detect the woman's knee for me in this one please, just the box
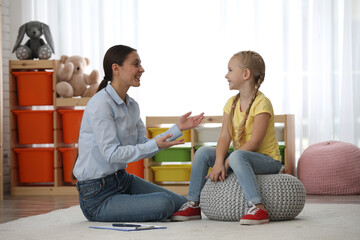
[152,192,176,215]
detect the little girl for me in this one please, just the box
[172,51,282,225]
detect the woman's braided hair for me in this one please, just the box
[228,51,266,149]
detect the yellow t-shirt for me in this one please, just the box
[223,91,281,161]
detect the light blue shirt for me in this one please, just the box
[73,83,182,181]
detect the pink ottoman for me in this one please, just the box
[297,141,360,195]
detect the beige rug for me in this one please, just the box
[1,203,359,240]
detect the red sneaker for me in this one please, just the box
[171,201,201,221]
[240,203,269,225]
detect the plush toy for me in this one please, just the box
[12,21,55,60]
[56,55,100,98]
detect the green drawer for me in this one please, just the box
[154,147,191,162]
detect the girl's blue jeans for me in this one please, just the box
[76,169,187,222]
[188,146,282,206]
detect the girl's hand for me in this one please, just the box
[206,163,227,182]
[177,112,205,131]
[155,134,185,149]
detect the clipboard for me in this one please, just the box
[90,223,167,231]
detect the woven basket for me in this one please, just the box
[297,141,360,195]
[200,173,306,221]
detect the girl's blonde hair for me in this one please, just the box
[228,51,266,149]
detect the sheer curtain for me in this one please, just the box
[10,0,360,160]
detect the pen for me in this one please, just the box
[112,223,155,230]
[112,223,142,227]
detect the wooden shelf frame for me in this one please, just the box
[9,60,90,196]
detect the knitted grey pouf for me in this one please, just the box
[200,173,306,221]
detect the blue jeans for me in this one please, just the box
[188,146,282,206]
[76,169,187,222]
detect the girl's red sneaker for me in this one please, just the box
[240,203,269,225]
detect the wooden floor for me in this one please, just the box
[0,194,79,224]
[0,193,360,224]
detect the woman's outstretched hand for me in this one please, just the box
[155,133,185,149]
[177,112,205,131]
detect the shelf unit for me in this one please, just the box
[9,60,90,195]
[144,115,295,196]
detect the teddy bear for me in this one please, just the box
[56,55,100,98]
[12,21,55,60]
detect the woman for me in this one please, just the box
[73,45,204,222]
